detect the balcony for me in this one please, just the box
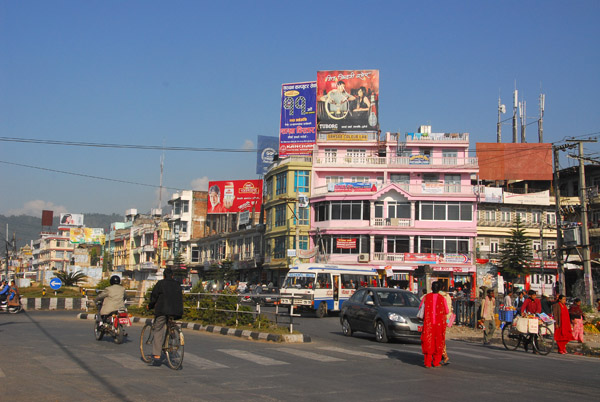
[373,253,406,262]
[313,155,477,169]
[312,183,477,197]
[373,218,411,227]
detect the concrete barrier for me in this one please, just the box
[22,297,86,311]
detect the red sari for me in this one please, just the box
[553,302,573,354]
[421,293,449,367]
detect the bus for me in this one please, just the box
[279,264,380,317]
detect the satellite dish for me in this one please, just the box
[500,105,506,114]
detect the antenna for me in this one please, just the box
[497,95,506,143]
[519,99,526,143]
[538,92,545,143]
[512,87,518,143]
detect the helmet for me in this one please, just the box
[110,275,121,285]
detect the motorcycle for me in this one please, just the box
[94,303,131,344]
[0,298,22,314]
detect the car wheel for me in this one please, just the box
[342,317,353,337]
[375,320,388,343]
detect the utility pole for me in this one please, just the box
[497,97,506,143]
[538,93,545,143]
[567,138,597,306]
[519,99,526,143]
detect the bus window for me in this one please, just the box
[341,274,359,289]
[316,273,331,289]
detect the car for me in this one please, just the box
[339,287,423,343]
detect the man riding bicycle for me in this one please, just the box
[147,268,183,366]
[95,275,127,327]
[520,289,542,352]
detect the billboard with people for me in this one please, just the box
[279,81,317,156]
[207,180,263,214]
[59,213,84,226]
[317,70,379,133]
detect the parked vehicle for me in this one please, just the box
[340,287,422,343]
[279,264,380,318]
[94,303,131,344]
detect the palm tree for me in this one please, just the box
[55,270,88,286]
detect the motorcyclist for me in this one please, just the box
[95,275,127,327]
[0,280,10,303]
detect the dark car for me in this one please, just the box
[243,286,280,306]
[340,287,422,343]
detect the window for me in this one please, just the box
[375,202,383,218]
[501,209,511,222]
[546,212,556,225]
[532,210,541,224]
[314,201,369,221]
[297,207,309,225]
[191,246,199,263]
[299,235,309,250]
[516,210,527,223]
[294,170,310,193]
[419,236,469,254]
[420,148,432,157]
[351,176,369,182]
[484,210,496,222]
[274,237,286,259]
[182,200,189,213]
[387,236,409,253]
[181,221,188,234]
[266,178,273,200]
[390,173,409,184]
[320,235,370,255]
[265,208,272,229]
[423,173,438,183]
[275,205,286,227]
[490,239,499,254]
[419,201,472,221]
[346,149,366,163]
[326,176,344,185]
[442,149,458,165]
[532,240,541,252]
[276,172,287,195]
[388,201,410,219]
[324,148,337,163]
[174,201,181,215]
[444,174,461,192]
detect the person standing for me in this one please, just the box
[521,290,542,352]
[503,290,513,308]
[420,281,449,368]
[438,282,453,365]
[552,294,573,354]
[514,291,526,312]
[147,268,184,366]
[481,289,496,345]
[569,298,585,343]
[541,294,553,316]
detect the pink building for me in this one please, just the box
[309,126,479,294]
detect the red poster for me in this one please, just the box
[207,180,263,215]
[336,238,357,249]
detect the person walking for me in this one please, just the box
[481,289,496,345]
[438,282,453,365]
[147,268,184,366]
[552,294,573,354]
[420,281,449,368]
[569,298,585,343]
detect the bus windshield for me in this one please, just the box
[282,272,315,289]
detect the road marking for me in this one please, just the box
[105,354,153,370]
[318,346,388,360]
[217,349,289,366]
[276,348,345,362]
[183,353,229,369]
[34,356,86,374]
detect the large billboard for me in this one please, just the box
[476,143,553,181]
[279,81,317,156]
[317,70,379,133]
[60,213,84,226]
[207,180,263,215]
[256,135,279,175]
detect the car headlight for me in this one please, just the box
[387,312,407,323]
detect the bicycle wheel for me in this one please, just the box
[502,323,521,350]
[165,325,184,370]
[140,324,154,363]
[534,324,555,355]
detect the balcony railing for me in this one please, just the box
[312,183,477,196]
[372,253,406,262]
[313,155,477,169]
[373,218,411,227]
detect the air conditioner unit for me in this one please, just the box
[358,253,369,263]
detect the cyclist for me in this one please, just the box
[95,275,127,327]
[520,289,541,352]
[147,268,183,366]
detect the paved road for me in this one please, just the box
[1,310,599,401]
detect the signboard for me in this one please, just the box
[440,254,471,264]
[404,253,438,264]
[528,273,556,296]
[317,70,379,133]
[238,210,250,226]
[329,182,377,192]
[279,81,317,156]
[49,277,62,290]
[503,190,550,206]
[336,238,357,249]
[409,155,430,165]
[421,182,444,194]
[256,135,279,175]
[325,133,369,141]
[59,213,84,226]
[483,187,503,203]
[207,180,263,214]
[69,228,85,244]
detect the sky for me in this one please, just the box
[1,0,599,218]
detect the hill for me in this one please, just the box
[0,213,122,249]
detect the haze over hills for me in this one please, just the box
[0,213,122,249]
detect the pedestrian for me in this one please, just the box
[503,290,513,308]
[420,281,449,368]
[514,291,525,312]
[569,298,585,343]
[481,289,496,345]
[552,294,573,354]
[521,290,542,352]
[438,281,453,365]
[540,294,553,316]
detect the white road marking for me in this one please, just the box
[276,348,346,362]
[318,346,388,360]
[183,353,229,369]
[217,349,289,366]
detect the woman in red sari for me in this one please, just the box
[552,294,573,354]
[420,281,449,367]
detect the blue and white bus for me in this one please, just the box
[279,264,380,317]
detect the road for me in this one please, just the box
[1,310,598,401]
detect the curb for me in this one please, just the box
[77,313,311,343]
[20,297,86,311]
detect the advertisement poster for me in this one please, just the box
[256,135,279,175]
[60,213,84,226]
[279,81,317,156]
[317,70,379,133]
[336,238,357,249]
[328,182,377,192]
[207,180,263,215]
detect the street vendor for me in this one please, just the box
[521,290,541,315]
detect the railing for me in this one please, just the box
[312,183,477,196]
[313,156,478,168]
[453,299,480,328]
[372,253,405,262]
[373,217,411,227]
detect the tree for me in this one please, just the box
[498,216,533,280]
[55,270,88,286]
[102,251,112,272]
[89,248,100,266]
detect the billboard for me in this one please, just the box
[69,228,105,244]
[317,70,379,133]
[279,81,317,156]
[476,143,553,181]
[60,213,84,226]
[256,135,279,175]
[207,180,263,214]
[41,210,53,227]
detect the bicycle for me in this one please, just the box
[501,315,555,355]
[140,316,185,369]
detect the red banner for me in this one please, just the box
[207,180,263,214]
[336,238,357,249]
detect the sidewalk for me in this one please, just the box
[446,325,600,357]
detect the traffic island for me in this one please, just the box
[77,313,311,343]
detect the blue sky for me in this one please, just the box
[1,0,599,217]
